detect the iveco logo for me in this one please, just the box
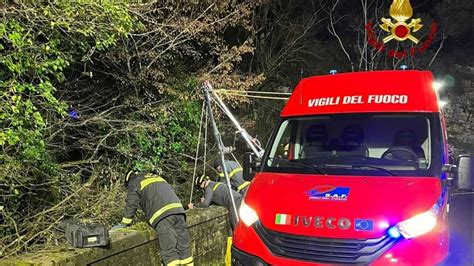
[293,216,351,229]
[292,216,374,231]
[274,213,374,231]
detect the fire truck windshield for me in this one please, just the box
[263,113,443,177]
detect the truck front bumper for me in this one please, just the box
[231,245,268,266]
[232,222,449,265]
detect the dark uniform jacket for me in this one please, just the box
[196,181,243,209]
[122,173,184,228]
[218,160,250,194]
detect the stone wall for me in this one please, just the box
[0,206,230,266]
[444,65,474,155]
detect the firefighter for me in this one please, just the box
[213,159,250,195]
[112,171,193,266]
[188,175,243,229]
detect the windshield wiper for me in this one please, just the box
[346,165,397,176]
[269,159,395,176]
[288,160,326,175]
[269,158,326,174]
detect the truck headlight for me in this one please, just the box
[239,201,259,227]
[390,204,439,239]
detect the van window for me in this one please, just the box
[264,113,441,177]
[267,120,292,163]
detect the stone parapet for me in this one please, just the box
[1,206,230,266]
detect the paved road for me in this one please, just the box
[444,193,474,266]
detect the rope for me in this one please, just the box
[230,152,242,168]
[215,90,289,100]
[215,89,292,95]
[202,105,208,176]
[189,101,206,204]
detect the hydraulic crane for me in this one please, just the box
[199,80,265,221]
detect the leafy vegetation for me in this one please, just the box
[0,1,261,257]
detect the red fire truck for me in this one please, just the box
[232,70,474,265]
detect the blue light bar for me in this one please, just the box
[329,70,337,75]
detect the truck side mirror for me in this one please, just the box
[243,152,260,181]
[456,155,474,191]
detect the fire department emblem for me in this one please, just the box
[380,0,422,43]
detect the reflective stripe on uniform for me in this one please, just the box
[180,257,194,265]
[218,167,243,178]
[212,183,221,191]
[125,170,134,182]
[149,203,183,225]
[166,259,180,266]
[140,176,165,190]
[121,217,132,224]
[237,181,250,192]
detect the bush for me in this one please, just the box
[0,1,262,257]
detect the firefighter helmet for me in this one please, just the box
[124,170,136,188]
[213,158,222,170]
[196,175,210,187]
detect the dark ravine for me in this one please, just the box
[1,206,230,266]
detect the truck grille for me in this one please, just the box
[254,222,398,264]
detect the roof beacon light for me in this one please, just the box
[400,65,409,70]
[329,70,337,75]
[432,81,443,91]
[438,100,448,109]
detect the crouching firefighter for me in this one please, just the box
[113,171,193,266]
[214,159,250,195]
[188,175,243,229]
